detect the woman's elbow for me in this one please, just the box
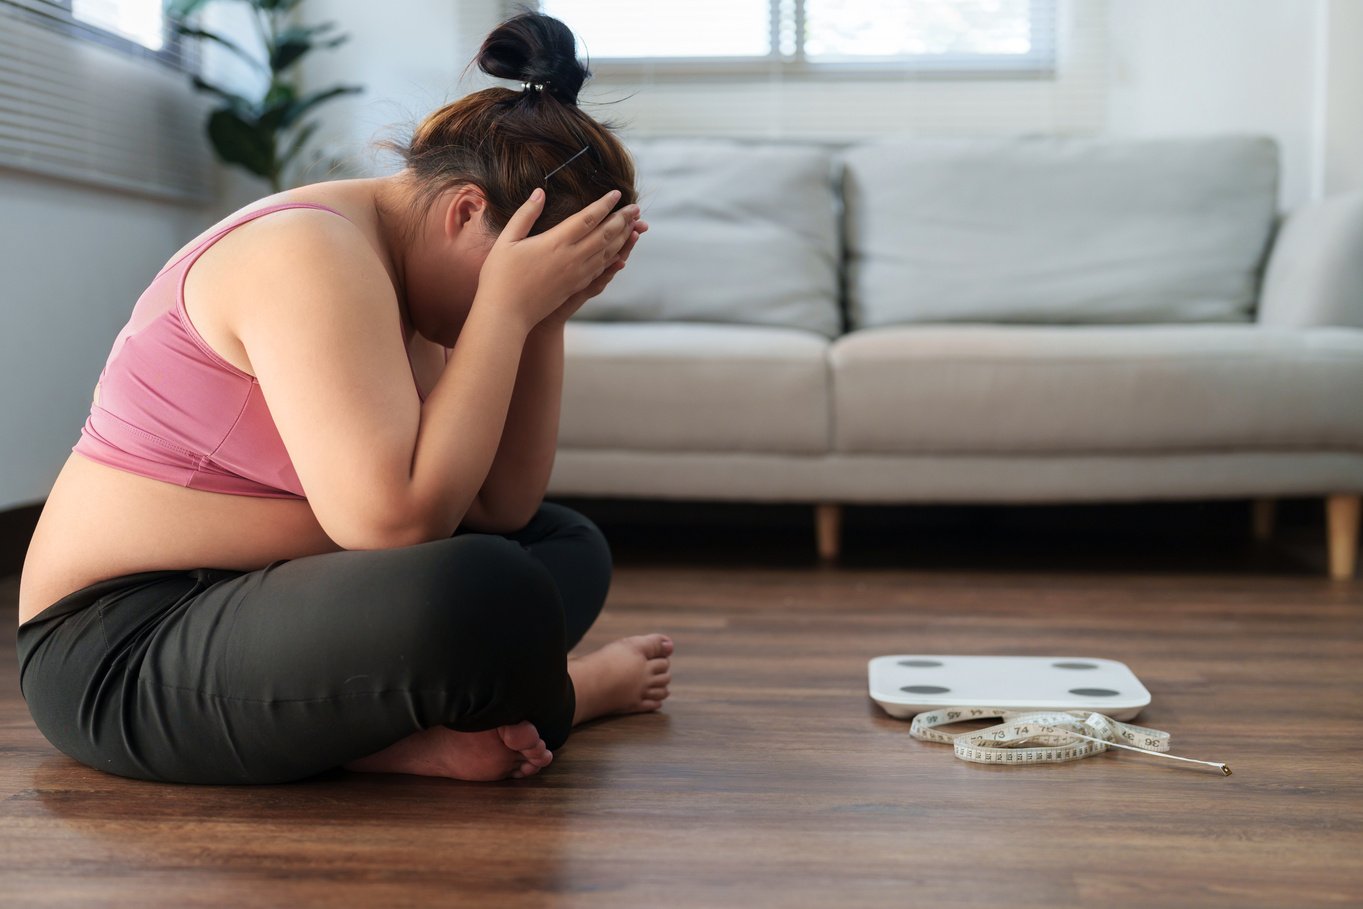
[321,506,434,551]
[458,495,536,534]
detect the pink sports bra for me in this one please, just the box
[71,201,446,500]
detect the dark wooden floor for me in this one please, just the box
[3,497,1361,908]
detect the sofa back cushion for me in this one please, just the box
[840,135,1279,329]
[575,137,843,338]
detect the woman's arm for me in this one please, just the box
[466,319,565,532]
[231,192,633,547]
[460,216,647,533]
[228,212,537,550]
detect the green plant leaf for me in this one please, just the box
[256,81,299,132]
[165,0,214,20]
[178,0,359,189]
[264,21,348,71]
[190,75,253,115]
[173,25,270,76]
[270,29,350,72]
[207,108,275,178]
[279,20,341,41]
[279,85,363,130]
[262,81,298,106]
[269,38,310,72]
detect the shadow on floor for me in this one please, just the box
[551,495,1332,576]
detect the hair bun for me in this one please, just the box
[477,8,590,105]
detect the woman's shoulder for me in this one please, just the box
[177,183,399,379]
[182,184,398,315]
[166,182,379,269]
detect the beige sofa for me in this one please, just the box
[547,135,1363,578]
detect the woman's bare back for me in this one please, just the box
[17,181,446,625]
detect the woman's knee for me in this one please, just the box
[542,503,613,579]
[394,534,567,661]
[571,508,613,572]
[406,535,573,728]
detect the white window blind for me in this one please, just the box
[72,0,170,52]
[532,0,1057,77]
[508,0,1106,141]
[543,0,772,60]
[0,0,214,202]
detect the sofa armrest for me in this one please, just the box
[1257,191,1363,329]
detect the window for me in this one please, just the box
[2,0,196,71]
[73,0,169,52]
[0,0,213,201]
[527,0,1057,78]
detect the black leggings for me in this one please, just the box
[16,501,609,785]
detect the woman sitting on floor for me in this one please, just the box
[17,9,672,785]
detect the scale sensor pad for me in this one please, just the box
[869,655,1151,721]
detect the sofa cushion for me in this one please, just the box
[840,136,1280,329]
[575,137,843,338]
[561,321,831,453]
[829,324,1363,454]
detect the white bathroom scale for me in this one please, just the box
[868,655,1152,722]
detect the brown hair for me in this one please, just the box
[373,5,638,247]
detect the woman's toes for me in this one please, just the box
[497,721,541,752]
[508,758,542,780]
[634,634,671,660]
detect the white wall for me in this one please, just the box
[291,0,464,179]
[0,171,209,510]
[1323,0,1363,195]
[1105,0,1363,205]
[1106,0,1326,210]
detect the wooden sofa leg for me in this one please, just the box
[1326,494,1360,580]
[815,503,842,562]
[1251,498,1276,541]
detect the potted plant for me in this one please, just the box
[166,0,363,192]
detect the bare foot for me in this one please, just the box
[342,720,553,782]
[568,634,674,725]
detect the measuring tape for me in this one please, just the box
[910,706,1231,775]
